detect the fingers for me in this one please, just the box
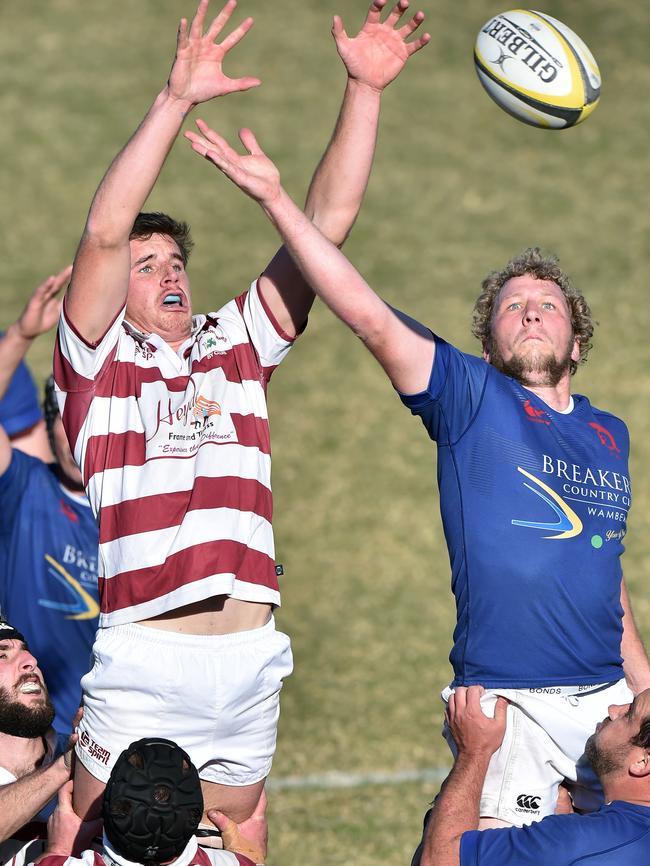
[189,0,212,41]
[331,15,347,41]
[218,16,254,54]
[207,809,232,833]
[177,18,189,52]
[204,0,238,42]
[226,75,262,94]
[239,127,262,156]
[385,0,410,28]
[58,779,75,809]
[494,695,509,726]
[366,0,388,26]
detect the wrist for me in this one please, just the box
[6,320,35,346]
[159,86,195,118]
[345,77,384,98]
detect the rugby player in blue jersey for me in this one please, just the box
[419,685,650,866]
[0,268,100,736]
[181,119,650,829]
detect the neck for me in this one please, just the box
[522,380,572,412]
[602,777,650,808]
[0,731,46,777]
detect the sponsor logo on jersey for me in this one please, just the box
[512,467,583,539]
[516,793,541,812]
[42,554,100,621]
[589,422,620,455]
[523,400,550,425]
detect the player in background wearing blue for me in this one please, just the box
[0,351,52,465]
[419,686,650,866]
[180,117,650,829]
[0,268,100,736]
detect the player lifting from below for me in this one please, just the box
[54,0,429,827]
[184,112,650,832]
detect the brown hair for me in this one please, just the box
[472,247,595,375]
[130,212,194,266]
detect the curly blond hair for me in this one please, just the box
[471,247,595,375]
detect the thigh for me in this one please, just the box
[200,779,266,825]
[442,687,565,826]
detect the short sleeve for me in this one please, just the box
[398,337,490,445]
[54,299,126,393]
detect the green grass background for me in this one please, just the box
[2,1,650,863]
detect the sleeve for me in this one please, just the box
[398,336,490,445]
[53,298,126,393]
[0,450,33,532]
[460,814,590,865]
[214,281,294,385]
[0,356,42,436]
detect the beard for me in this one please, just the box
[487,333,574,388]
[0,685,55,739]
[584,730,628,780]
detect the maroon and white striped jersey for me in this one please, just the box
[53,281,295,626]
[32,840,255,866]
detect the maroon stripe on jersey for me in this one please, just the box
[98,540,279,613]
[54,342,118,454]
[84,429,147,480]
[232,413,271,453]
[98,475,273,543]
[83,410,271,481]
[89,341,265,400]
[234,854,257,866]
[191,341,262,382]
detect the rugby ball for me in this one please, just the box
[474,10,601,129]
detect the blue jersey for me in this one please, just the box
[0,450,99,734]
[461,801,650,865]
[400,338,629,687]
[0,356,42,437]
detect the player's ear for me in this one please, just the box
[629,750,650,778]
[570,336,581,364]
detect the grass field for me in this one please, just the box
[2,1,650,863]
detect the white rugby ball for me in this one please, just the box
[474,10,601,129]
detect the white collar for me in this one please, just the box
[102,834,198,866]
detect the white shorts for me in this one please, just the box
[76,617,293,785]
[442,679,633,826]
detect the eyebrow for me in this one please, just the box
[133,252,184,267]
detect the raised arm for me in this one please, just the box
[0,265,71,472]
[189,0,430,340]
[185,125,435,393]
[66,0,260,344]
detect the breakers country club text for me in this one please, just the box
[542,455,631,513]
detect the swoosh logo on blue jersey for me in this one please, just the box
[511,466,583,539]
[40,555,100,621]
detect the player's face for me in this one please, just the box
[585,690,650,780]
[126,234,193,349]
[485,275,580,388]
[0,639,48,707]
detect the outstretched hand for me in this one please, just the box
[168,0,260,106]
[13,264,72,341]
[185,120,281,207]
[446,686,508,759]
[208,789,268,864]
[333,0,430,92]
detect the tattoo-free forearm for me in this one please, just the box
[421,754,489,866]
